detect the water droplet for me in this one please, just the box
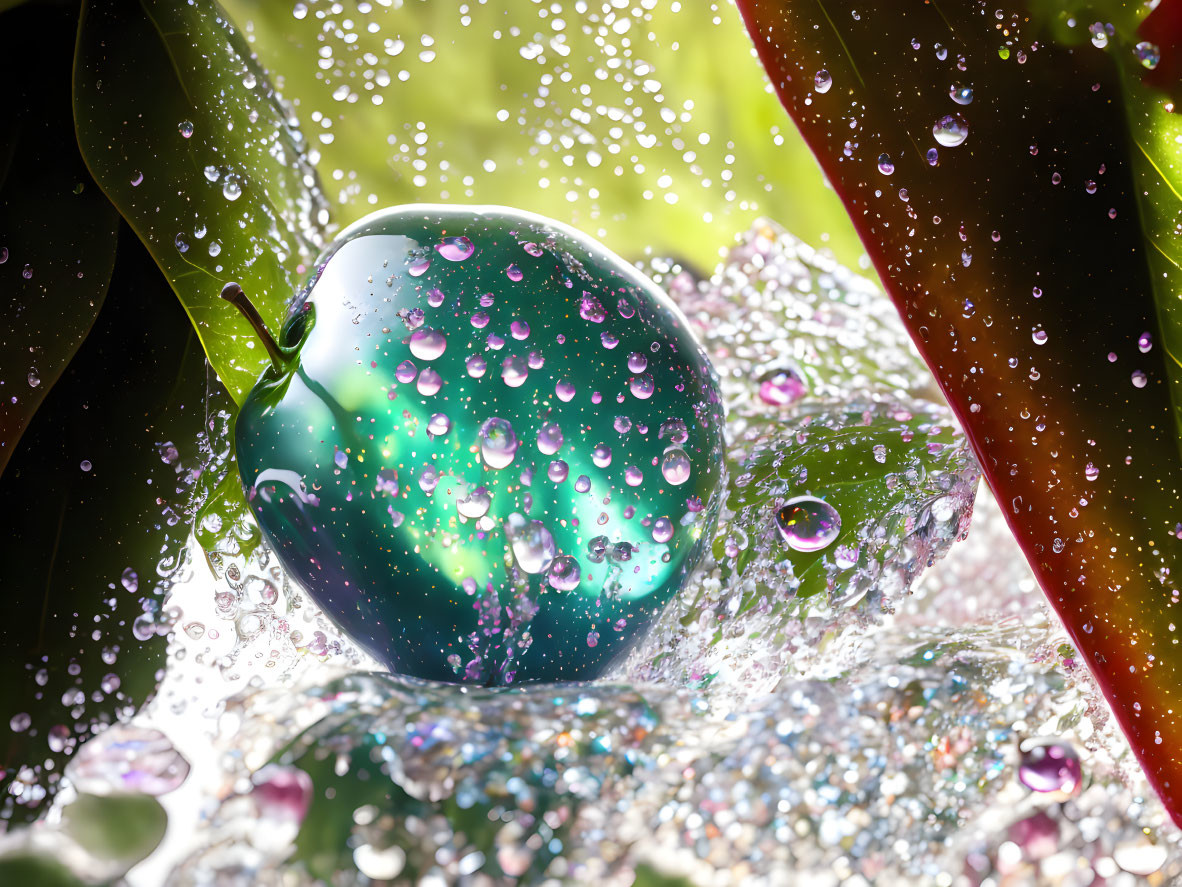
[427,413,451,437]
[877,154,895,175]
[949,84,973,105]
[508,516,555,574]
[624,465,644,486]
[592,443,612,467]
[506,264,523,281]
[222,175,242,201]
[1084,462,1099,482]
[775,496,841,552]
[121,567,139,593]
[130,170,144,186]
[537,422,564,455]
[629,373,655,399]
[395,360,417,383]
[174,233,190,254]
[0,247,7,264]
[1031,326,1048,345]
[547,554,581,590]
[1018,740,1081,793]
[758,369,807,407]
[9,712,30,733]
[435,236,474,261]
[334,449,348,470]
[652,517,675,543]
[1132,370,1148,388]
[926,147,939,166]
[1138,331,1153,353]
[814,69,832,93]
[456,486,491,519]
[27,369,39,388]
[660,448,692,485]
[1089,22,1109,49]
[627,352,648,373]
[411,365,440,395]
[178,120,194,138]
[932,113,969,147]
[80,460,92,472]
[500,354,529,387]
[465,355,487,378]
[479,417,519,469]
[1135,41,1161,70]
[408,327,447,360]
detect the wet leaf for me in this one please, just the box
[0,1,119,477]
[73,0,329,404]
[0,232,220,827]
[736,0,1182,823]
[194,463,261,562]
[60,792,167,866]
[714,402,978,617]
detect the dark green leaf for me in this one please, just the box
[0,853,85,887]
[0,1,119,477]
[0,231,223,827]
[73,0,329,404]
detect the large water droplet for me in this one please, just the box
[508,516,556,574]
[547,554,581,590]
[435,236,475,261]
[949,84,973,105]
[479,417,519,469]
[408,327,447,361]
[457,486,491,518]
[775,496,841,552]
[537,422,564,455]
[660,448,692,485]
[814,69,832,94]
[877,154,895,175]
[1136,41,1161,70]
[932,113,969,147]
[757,369,806,407]
[1018,740,1081,793]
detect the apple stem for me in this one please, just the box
[220,282,289,372]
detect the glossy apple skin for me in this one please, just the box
[234,205,726,685]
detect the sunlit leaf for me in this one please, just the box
[60,792,167,866]
[73,0,329,404]
[712,402,978,617]
[0,1,119,477]
[737,0,1182,824]
[221,0,865,271]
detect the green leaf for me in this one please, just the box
[194,461,261,561]
[60,792,167,865]
[0,1,119,477]
[0,854,85,887]
[219,0,865,271]
[73,0,329,404]
[0,231,224,827]
[711,401,978,623]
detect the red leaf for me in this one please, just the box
[737,0,1182,824]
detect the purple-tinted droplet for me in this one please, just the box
[1018,740,1081,794]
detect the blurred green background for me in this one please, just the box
[221,0,866,274]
